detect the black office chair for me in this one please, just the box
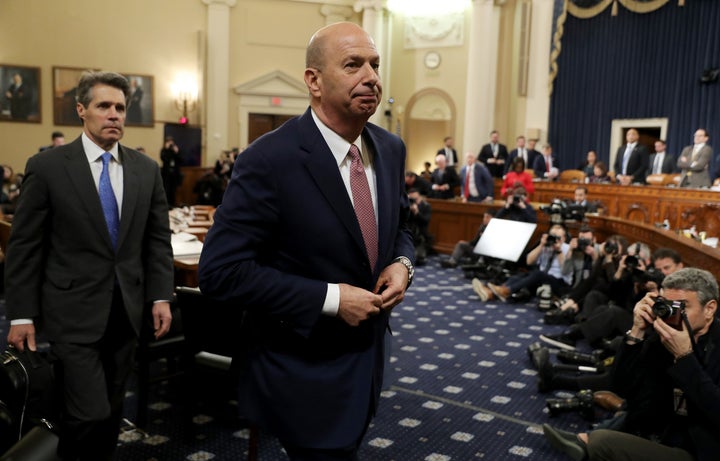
[174,286,258,461]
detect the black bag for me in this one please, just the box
[0,348,57,453]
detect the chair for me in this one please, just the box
[175,286,258,461]
[682,204,720,238]
[558,169,586,183]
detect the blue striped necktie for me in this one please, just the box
[99,152,119,249]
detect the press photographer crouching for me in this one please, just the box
[582,268,720,461]
[407,188,432,266]
[493,185,537,224]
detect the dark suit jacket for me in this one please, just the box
[429,166,460,199]
[5,136,174,343]
[533,154,558,179]
[437,147,458,165]
[646,152,677,177]
[614,143,649,184]
[459,161,493,201]
[198,108,414,448]
[505,148,538,175]
[477,143,508,178]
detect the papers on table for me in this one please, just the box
[171,232,203,257]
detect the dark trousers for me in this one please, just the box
[506,270,569,297]
[52,289,137,461]
[587,429,694,461]
[578,305,632,345]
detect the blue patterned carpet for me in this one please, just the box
[1,257,601,460]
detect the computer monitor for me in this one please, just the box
[473,218,537,262]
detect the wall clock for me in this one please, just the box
[424,51,441,69]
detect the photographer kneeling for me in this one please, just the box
[584,268,720,461]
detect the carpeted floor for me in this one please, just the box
[1,256,605,460]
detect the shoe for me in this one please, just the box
[539,333,576,351]
[472,278,494,302]
[487,283,510,303]
[440,258,457,268]
[544,308,576,325]
[535,348,553,393]
[542,424,588,461]
[593,390,626,412]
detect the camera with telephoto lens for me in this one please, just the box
[556,349,604,368]
[576,237,592,252]
[624,255,639,271]
[652,297,685,330]
[546,389,595,420]
[510,193,526,206]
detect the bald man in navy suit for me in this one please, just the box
[199,22,414,460]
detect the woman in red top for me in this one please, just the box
[501,156,535,198]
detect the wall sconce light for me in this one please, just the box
[171,74,198,125]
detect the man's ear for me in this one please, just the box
[705,299,718,320]
[304,68,321,97]
[76,102,85,121]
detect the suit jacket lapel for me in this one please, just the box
[117,145,139,250]
[64,138,115,250]
[299,112,368,261]
[364,126,394,269]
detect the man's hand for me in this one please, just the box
[7,324,36,351]
[374,262,410,310]
[152,302,173,339]
[631,292,656,337]
[337,284,383,326]
[654,317,693,359]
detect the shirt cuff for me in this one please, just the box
[322,283,340,316]
[10,319,33,325]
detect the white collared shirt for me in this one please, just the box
[82,132,124,216]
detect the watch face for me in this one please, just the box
[424,51,441,69]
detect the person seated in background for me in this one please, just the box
[539,242,655,351]
[567,186,599,213]
[493,184,537,224]
[533,144,559,181]
[560,226,598,290]
[646,139,676,179]
[421,161,433,182]
[405,171,432,197]
[587,160,612,184]
[38,130,65,152]
[501,156,535,198]
[545,268,720,461]
[578,150,598,177]
[440,211,494,269]
[459,152,494,203]
[473,223,570,303]
[429,153,460,199]
[407,188,432,266]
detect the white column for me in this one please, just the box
[320,4,354,25]
[354,0,387,127]
[524,0,553,143]
[463,0,501,153]
[201,0,236,166]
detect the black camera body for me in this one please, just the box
[510,194,525,206]
[577,237,591,251]
[546,389,595,420]
[624,255,639,271]
[544,234,559,247]
[604,241,618,255]
[652,297,685,330]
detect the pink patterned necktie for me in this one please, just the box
[348,144,378,270]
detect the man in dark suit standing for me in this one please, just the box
[506,135,536,175]
[646,139,676,179]
[437,136,458,169]
[4,71,174,460]
[533,144,559,180]
[478,130,508,178]
[198,22,414,460]
[614,128,649,185]
[678,128,713,188]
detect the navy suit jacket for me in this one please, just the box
[459,161,493,201]
[478,143,508,178]
[198,108,414,448]
[5,136,174,343]
[533,154,558,179]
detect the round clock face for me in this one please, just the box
[424,51,441,69]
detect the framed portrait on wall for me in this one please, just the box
[53,66,92,126]
[123,73,154,127]
[0,64,41,123]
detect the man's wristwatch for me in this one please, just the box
[393,256,415,288]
